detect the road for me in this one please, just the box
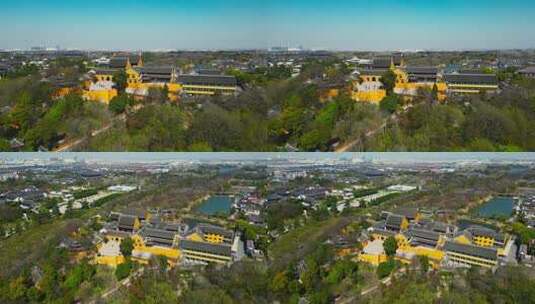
[335,105,412,152]
[336,267,408,304]
[335,121,388,152]
[94,267,144,302]
[53,113,126,152]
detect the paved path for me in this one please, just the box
[335,104,412,152]
[94,267,144,302]
[54,113,126,152]
[336,267,408,304]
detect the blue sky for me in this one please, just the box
[1,0,534,50]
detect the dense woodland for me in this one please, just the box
[1,58,535,152]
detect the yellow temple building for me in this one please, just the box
[352,56,448,103]
[82,53,239,103]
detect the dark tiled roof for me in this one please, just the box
[405,67,438,75]
[466,227,505,243]
[444,241,497,261]
[180,240,232,257]
[0,63,11,73]
[444,74,498,85]
[518,67,535,74]
[409,228,440,246]
[385,214,404,230]
[105,230,131,239]
[118,215,137,230]
[359,68,389,76]
[109,57,128,69]
[198,224,234,239]
[92,68,116,75]
[393,207,419,220]
[136,66,174,75]
[142,227,176,240]
[164,223,182,232]
[392,54,403,66]
[177,75,237,86]
[427,221,451,234]
[372,58,392,69]
[372,228,396,238]
[141,228,176,246]
[109,55,140,69]
[409,228,440,241]
[123,209,146,220]
[196,69,222,75]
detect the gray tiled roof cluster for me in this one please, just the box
[197,223,234,240]
[444,241,498,261]
[118,215,137,230]
[179,239,232,257]
[385,214,404,230]
[444,73,498,85]
[177,75,237,86]
[408,228,440,247]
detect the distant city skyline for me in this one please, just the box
[1,0,535,51]
[1,153,535,164]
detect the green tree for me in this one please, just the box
[161,84,169,103]
[120,237,134,257]
[432,83,439,101]
[0,138,10,151]
[418,255,430,274]
[377,259,396,279]
[381,69,397,95]
[383,236,398,257]
[115,260,132,280]
[380,95,400,114]
[7,276,27,301]
[309,287,332,304]
[270,271,289,294]
[188,142,213,152]
[108,94,130,114]
[182,288,234,304]
[156,255,168,272]
[10,92,41,132]
[113,70,128,93]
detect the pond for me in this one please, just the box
[475,196,514,218]
[196,195,233,216]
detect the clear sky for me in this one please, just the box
[1,0,534,50]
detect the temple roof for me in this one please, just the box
[179,239,232,257]
[177,74,237,86]
[443,241,497,261]
[444,73,498,85]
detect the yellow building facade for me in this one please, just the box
[352,61,447,103]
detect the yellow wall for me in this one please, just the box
[182,85,236,96]
[319,88,340,102]
[95,255,125,267]
[395,234,410,250]
[181,249,232,264]
[352,89,386,103]
[400,218,409,231]
[83,89,117,104]
[454,234,472,245]
[358,253,388,266]
[354,67,448,103]
[204,233,225,244]
[95,74,113,82]
[187,232,205,243]
[446,251,497,268]
[473,236,495,247]
[53,87,77,99]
